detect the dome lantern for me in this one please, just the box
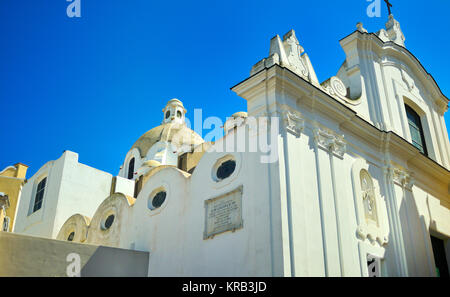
[162,99,187,125]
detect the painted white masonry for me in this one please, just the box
[13,15,450,277]
[13,151,113,239]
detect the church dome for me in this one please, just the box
[130,99,204,158]
[131,123,204,157]
[231,111,248,119]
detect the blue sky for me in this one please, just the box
[1,0,449,177]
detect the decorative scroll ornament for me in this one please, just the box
[314,128,346,158]
[249,29,320,85]
[322,76,348,100]
[283,110,304,137]
[283,30,309,78]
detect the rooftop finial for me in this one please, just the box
[376,12,405,47]
[356,22,368,33]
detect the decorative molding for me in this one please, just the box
[388,166,415,190]
[401,69,415,92]
[249,29,320,86]
[282,110,304,137]
[314,127,346,158]
[322,76,347,99]
[433,101,448,116]
[356,225,389,246]
[283,30,309,78]
[320,75,363,106]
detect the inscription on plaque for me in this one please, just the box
[204,186,243,239]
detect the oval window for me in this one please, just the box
[102,214,115,230]
[151,191,166,209]
[67,232,75,241]
[165,110,171,119]
[177,110,182,118]
[216,159,236,180]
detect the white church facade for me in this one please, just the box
[11,15,450,277]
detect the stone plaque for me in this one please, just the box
[204,186,243,239]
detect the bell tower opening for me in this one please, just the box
[162,98,187,125]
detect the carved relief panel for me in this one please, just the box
[360,170,379,226]
[352,159,389,276]
[351,159,388,246]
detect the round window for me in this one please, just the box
[177,110,182,118]
[67,231,75,241]
[151,191,166,209]
[165,110,171,119]
[216,159,236,180]
[102,214,115,230]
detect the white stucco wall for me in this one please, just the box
[114,176,135,197]
[13,151,113,238]
[23,18,450,278]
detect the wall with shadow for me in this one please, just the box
[0,232,148,277]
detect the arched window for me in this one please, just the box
[127,158,135,180]
[405,105,427,155]
[33,177,47,213]
[67,231,75,241]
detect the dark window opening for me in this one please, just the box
[2,217,10,232]
[128,158,135,180]
[103,215,115,230]
[216,160,236,181]
[165,110,171,119]
[431,236,449,277]
[152,191,166,209]
[177,110,182,118]
[33,177,47,213]
[67,232,75,241]
[405,105,428,155]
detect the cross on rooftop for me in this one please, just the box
[384,0,393,15]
